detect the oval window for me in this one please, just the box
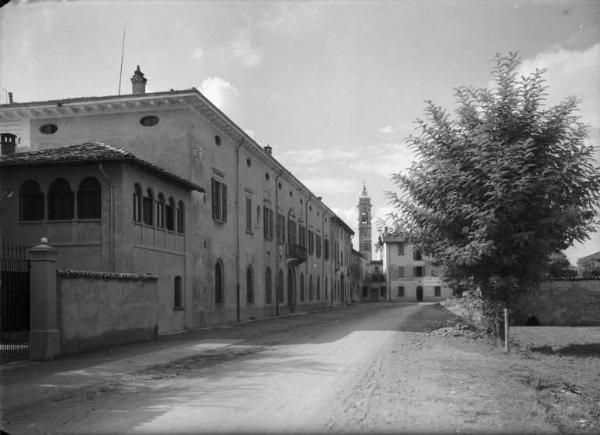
[139,116,159,127]
[215,135,222,146]
[39,124,58,135]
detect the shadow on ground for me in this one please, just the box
[531,343,600,357]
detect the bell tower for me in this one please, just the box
[358,183,372,261]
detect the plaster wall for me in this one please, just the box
[28,110,196,182]
[0,164,109,270]
[512,279,600,326]
[383,240,452,302]
[116,165,193,333]
[13,101,357,327]
[57,272,158,355]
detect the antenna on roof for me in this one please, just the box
[118,25,126,95]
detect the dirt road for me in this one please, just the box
[2,303,557,433]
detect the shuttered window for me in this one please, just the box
[211,178,227,223]
[245,197,252,233]
[276,213,285,245]
[263,206,274,240]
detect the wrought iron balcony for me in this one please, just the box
[365,273,385,283]
[286,243,307,265]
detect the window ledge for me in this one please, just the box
[173,307,185,311]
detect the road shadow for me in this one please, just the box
[531,343,600,357]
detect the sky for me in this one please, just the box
[1,0,599,265]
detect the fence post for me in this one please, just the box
[29,237,60,360]
[504,307,509,354]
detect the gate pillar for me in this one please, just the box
[29,238,60,360]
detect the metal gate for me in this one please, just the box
[1,242,30,363]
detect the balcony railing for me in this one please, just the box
[365,273,385,283]
[286,243,307,264]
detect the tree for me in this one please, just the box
[388,53,600,305]
[546,251,574,278]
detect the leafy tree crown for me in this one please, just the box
[388,53,600,301]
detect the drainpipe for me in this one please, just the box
[98,163,115,272]
[235,140,243,322]
[274,170,284,316]
[305,195,311,307]
[320,207,326,307]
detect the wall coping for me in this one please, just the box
[546,276,600,282]
[58,269,158,281]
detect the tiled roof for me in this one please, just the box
[0,142,204,192]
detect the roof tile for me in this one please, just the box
[0,142,203,192]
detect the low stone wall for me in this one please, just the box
[512,279,600,326]
[57,270,159,355]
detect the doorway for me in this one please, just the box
[287,266,295,313]
[416,286,423,302]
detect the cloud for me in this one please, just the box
[302,177,356,196]
[230,30,262,67]
[278,147,356,166]
[379,125,395,134]
[347,142,415,177]
[330,206,358,234]
[192,47,203,59]
[518,43,600,130]
[199,77,239,111]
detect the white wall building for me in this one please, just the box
[381,228,452,302]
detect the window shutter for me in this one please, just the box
[222,183,228,222]
[211,179,217,220]
[246,197,252,231]
[263,207,268,239]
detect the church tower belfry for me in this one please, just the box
[358,183,372,261]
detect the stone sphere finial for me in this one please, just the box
[41,237,48,244]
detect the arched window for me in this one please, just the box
[176,200,185,233]
[20,180,44,221]
[265,267,272,304]
[246,266,254,305]
[299,274,305,302]
[156,193,166,228]
[317,277,321,300]
[174,276,183,309]
[309,275,314,301]
[277,269,284,303]
[133,184,142,222]
[166,197,175,230]
[143,188,154,225]
[215,260,224,305]
[77,177,101,219]
[48,178,74,220]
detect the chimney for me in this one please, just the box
[131,65,147,95]
[264,145,272,155]
[1,133,17,155]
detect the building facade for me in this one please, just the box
[381,228,452,302]
[0,67,355,334]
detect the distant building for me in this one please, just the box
[381,227,452,302]
[357,183,372,262]
[577,251,600,275]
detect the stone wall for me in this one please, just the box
[57,270,159,355]
[512,279,600,326]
